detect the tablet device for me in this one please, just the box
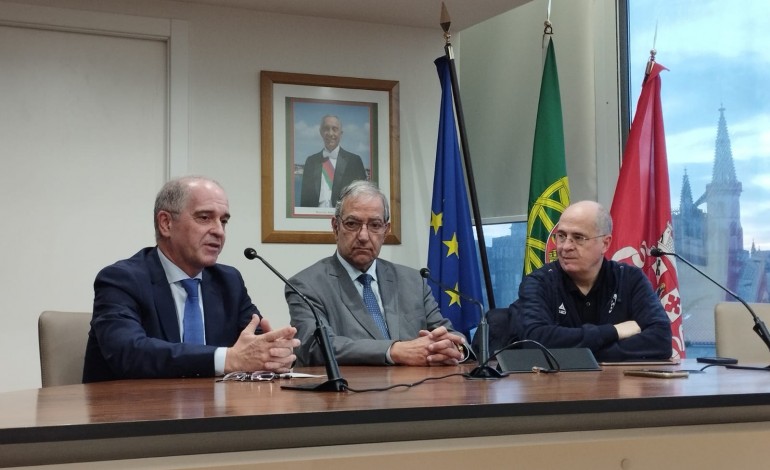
[696,356,737,365]
[623,369,689,379]
[600,358,681,366]
[496,347,602,373]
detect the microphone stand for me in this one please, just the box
[244,248,348,391]
[467,314,504,379]
[652,248,770,370]
[420,268,503,379]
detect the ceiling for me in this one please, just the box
[173,0,531,32]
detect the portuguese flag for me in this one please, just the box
[524,36,570,275]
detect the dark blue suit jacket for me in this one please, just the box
[82,247,260,382]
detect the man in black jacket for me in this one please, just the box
[509,200,672,361]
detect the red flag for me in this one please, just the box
[608,61,685,359]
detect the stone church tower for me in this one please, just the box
[673,106,744,342]
[703,106,743,293]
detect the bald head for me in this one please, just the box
[555,200,613,286]
[560,200,612,236]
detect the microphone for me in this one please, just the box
[650,247,770,369]
[420,268,502,379]
[244,248,348,391]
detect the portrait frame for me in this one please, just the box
[260,70,401,244]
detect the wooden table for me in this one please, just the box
[2,361,770,468]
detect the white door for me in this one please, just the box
[0,6,173,390]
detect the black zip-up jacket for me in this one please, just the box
[511,259,672,361]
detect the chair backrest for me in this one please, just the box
[38,310,92,387]
[472,307,518,354]
[714,302,770,363]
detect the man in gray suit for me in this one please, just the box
[286,180,469,366]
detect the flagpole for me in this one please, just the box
[440,4,496,309]
[644,48,657,82]
[644,22,658,82]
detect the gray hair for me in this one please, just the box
[153,176,223,240]
[320,114,342,129]
[334,180,390,222]
[595,203,613,235]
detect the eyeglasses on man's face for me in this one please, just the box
[337,217,388,235]
[551,232,607,247]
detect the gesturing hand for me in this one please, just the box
[225,315,300,373]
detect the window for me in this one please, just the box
[626,0,770,356]
[475,220,526,310]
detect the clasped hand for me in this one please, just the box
[614,320,641,339]
[225,315,300,373]
[390,326,466,366]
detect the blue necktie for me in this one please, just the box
[180,278,204,344]
[358,274,390,339]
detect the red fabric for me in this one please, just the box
[322,157,335,188]
[608,62,685,359]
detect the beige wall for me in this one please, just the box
[461,0,621,219]
[0,0,620,391]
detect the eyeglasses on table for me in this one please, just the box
[217,371,280,382]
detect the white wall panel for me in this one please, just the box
[0,9,169,390]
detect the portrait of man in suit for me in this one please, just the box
[298,114,368,208]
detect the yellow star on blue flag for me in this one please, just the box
[445,283,462,307]
[426,57,484,338]
[430,211,443,235]
[443,233,459,257]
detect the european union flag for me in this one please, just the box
[427,57,484,339]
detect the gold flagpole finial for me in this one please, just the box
[440,2,451,44]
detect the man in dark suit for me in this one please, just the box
[299,115,367,208]
[83,176,299,382]
[287,180,470,366]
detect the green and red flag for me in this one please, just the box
[524,36,570,275]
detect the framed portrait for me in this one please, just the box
[260,70,401,244]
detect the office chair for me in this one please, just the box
[37,310,92,387]
[472,307,519,355]
[714,302,770,363]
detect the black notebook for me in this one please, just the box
[496,347,602,373]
